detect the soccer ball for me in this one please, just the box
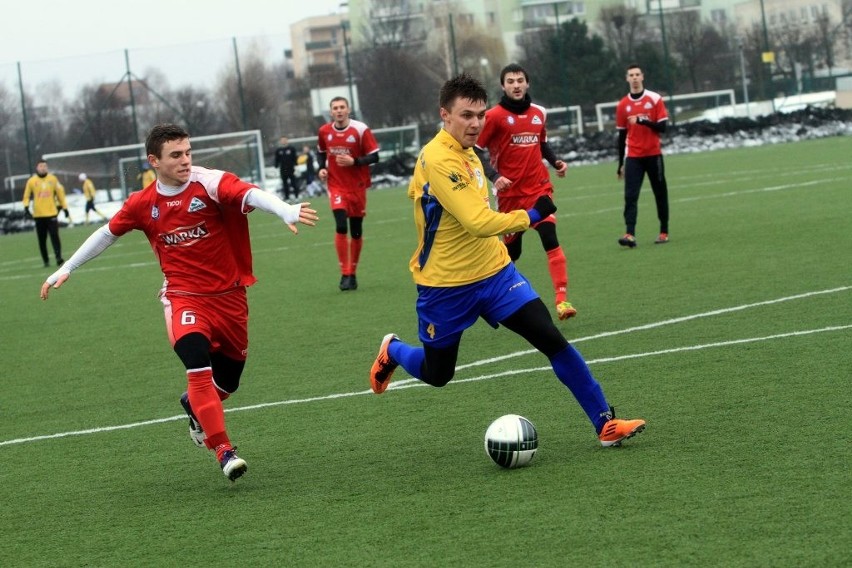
[484,414,538,469]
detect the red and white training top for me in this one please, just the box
[109,166,257,295]
[475,102,553,198]
[615,89,668,158]
[317,119,379,193]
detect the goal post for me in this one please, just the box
[43,130,265,200]
[595,89,737,131]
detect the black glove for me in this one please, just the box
[62,209,69,219]
[532,195,557,218]
[23,208,32,219]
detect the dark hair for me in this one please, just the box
[440,73,487,110]
[146,123,190,158]
[36,159,47,166]
[626,63,642,72]
[499,63,529,85]
[329,96,349,107]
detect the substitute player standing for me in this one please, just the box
[615,63,671,247]
[475,63,576,321]
[40,124,319,482]
[316,97,379,291]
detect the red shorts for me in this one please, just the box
[328,188,367,217]
[498,192,556,242]
[160,288,249,361]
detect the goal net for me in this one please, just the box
[42,130,265,202]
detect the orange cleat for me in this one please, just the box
[556,301,577,321]
[370,333,399,394]
[654,232,669,244]
[599,417,646,447]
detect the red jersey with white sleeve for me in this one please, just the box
[108,166,257,295]
[476,102,553,200]
[317,119,379,193]
[615,89,668,158]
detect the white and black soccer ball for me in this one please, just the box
[484,414,538,469]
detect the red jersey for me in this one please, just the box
[108,166,257,295]
[476,102,553,199]
[615,89,668,158]
[317,119,379,193]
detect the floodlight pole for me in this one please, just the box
[341,19,357,119]
[759,0,776,112]
[16,62,34,174]
[124,50,141,147]
[657,1,676,124]
[737,37,751,119]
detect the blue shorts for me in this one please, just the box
[416,263,539,348]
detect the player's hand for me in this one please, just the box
[627,115,638,125]
[318,168,328,182]
[286,203,319,234]
[493,176,512,192]
[335,154,355,167]
[617,165,624,181]
[554,160,568,178]
[40,273,69,301]
[63,209,70,219]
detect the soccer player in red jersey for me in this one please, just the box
[475,63,576,321]
[316,97,380,291]
[39,124,319,482]
[615,64,671,247]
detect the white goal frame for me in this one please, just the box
[595,89,736,131]
[43,130,265,198]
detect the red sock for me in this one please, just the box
[335,233,350,274]
[349,237,363,275]
[186,368,230,452]
[547,246,568,304]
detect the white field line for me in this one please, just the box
[1,287,849,447]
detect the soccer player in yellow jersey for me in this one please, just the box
[369,74,646,448]
[78,173,108,225]
[22,160,69,267]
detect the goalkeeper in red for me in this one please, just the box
[475,63,575,321]
[369,74,645,449]
[40,124,319,482]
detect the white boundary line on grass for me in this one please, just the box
[1,286,849,448]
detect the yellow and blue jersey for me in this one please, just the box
[407,128,530,287]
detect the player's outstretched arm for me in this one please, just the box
[40,225,118,300]
[245,188,319,235]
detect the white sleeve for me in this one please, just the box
[46,225,119,285]
[244,188,301,225]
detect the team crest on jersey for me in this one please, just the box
[507,116,515,125]
[448,171,461,183]
[327,134,333,141]
[159,221,210,247]
[644,102,653,109]
[531,115,542,125]
[474,167,484,188]
[346,135,356,143]
[626,104,632,112]
[151,206,159,219]
[188,197,206,212]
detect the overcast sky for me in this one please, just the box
[1,0,346,64]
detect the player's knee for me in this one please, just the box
[211,353,245,394]
[174,333,211,370]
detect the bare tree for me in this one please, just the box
[598,6,648,67]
